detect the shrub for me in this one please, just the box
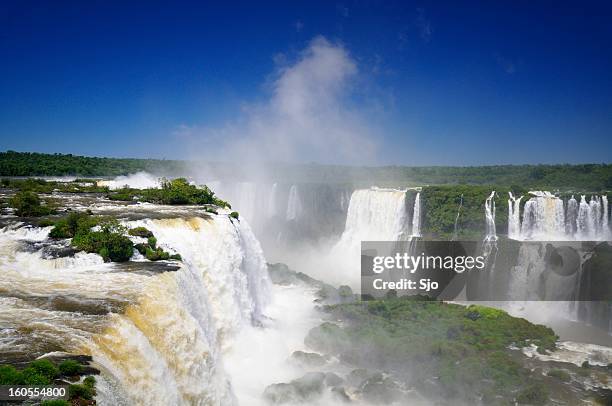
[49,212,98,238]
[41,400,70,406]
[147,236,157,248]
[21,367,51,385]
[516,383,549,405]
[9,191,55,217]
[68,383,93,400]
[128,227,153,238]
[29,359,58,380]
[83,375,96,388]
[58,359,83,376]
[71,219,133,262]
[229,211,240,220]
[0,365,23,385]
[145,247,170,261]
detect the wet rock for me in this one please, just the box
[360,374,404,404]
[263,372,325,404]
[290,350,328,368]
[346,368,379,387]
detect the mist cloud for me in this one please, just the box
[179,36,379,165]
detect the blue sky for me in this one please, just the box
[0,1,611,165]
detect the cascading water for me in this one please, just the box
[508,192,523,240]
[509,191,610,241]
[566,196,578,236]
[411,192,421,237]
[484,191,497,243]
[285,185,302,221]
[0,213,271,405]
[335,188,409,246]
[452,194,463,241]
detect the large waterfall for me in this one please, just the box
[0,213,271,405]
[335,188,410,246]
[508,191,610,240]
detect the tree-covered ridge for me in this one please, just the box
[0,150,186,176]
[2,151,612,190]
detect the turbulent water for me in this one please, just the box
[1,176,610,405]
[0,205,271,405]
[494,191,612,339]
[508,191,611,241]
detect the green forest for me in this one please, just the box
[2,151,612,191]
[0,151,186,176]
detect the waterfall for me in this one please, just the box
[484,191,497,242]
[603,195,610,239]
[336,188,409,246]
[411,192,421,237]
[509,191,611,240]
[0,214,271,405]
[267,183,278,218]
[566,196,578,236]
[285,185,302,221]
[577,195,594,239]
[451,194,463,241]
[508,192,523,240]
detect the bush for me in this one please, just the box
[9,191,55,217]
[147,236,157,248]
[49,212,98,238]
[41,401,70,406]
[68,383,93,400]
[229,211,239,220]
[0,365,23,385]
[145,246,168,261]
[21,367,51,385]
[83,375,96,388]
[128,226,153,238]
[71,219,133,262]
[58,359,83,376]
[516,383,549,405]
[29,359,59,380]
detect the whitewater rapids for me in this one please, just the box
[0,212,273,405]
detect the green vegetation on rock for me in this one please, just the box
[8,190,56,217]
[0,357,97,404]
[305,297,558,405]
[49,212,99,238]
[71,219,133,262]
[58,359,83,376]
[1,177,109,194]
[41,400,70,406]
[107,178,229,207]
[128,226,154,238]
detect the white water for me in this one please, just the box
[98,172,161,190]
[411,192,421,237]
[0,213,272,405]
[484,191,497,242]
[507,192,523,240]
[509,191,610,241]
[336,188,409,245]
[286,185,302,221]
